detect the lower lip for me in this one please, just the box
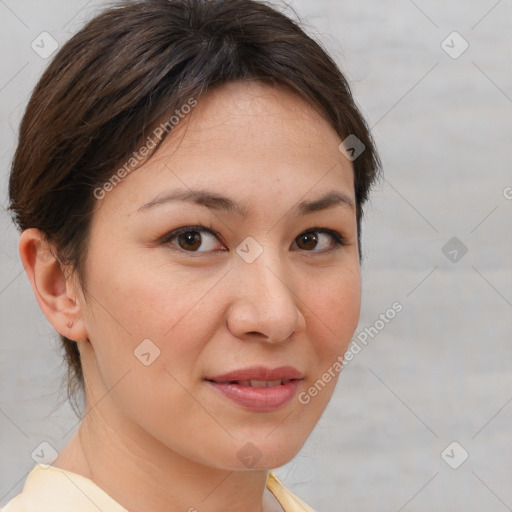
[206,379,302,412]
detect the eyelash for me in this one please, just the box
[160,224,348,255]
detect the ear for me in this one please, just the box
[18,228,88,343]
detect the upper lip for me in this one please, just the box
[206,365,304,382]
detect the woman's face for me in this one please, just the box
[77,80,361,470]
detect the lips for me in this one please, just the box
[206,378,302,411]
[206,365,304,384]
[216,379,289,387]
[205,366,304,410]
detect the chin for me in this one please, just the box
[222,429,311,471]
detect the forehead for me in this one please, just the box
[95,80,354,218]
[178,80,340,150]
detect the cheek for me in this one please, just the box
[86,264,234,431]
[307,266,361,350]
[86,248,216,340]
[298,267,360,407]
[80,258,222,449]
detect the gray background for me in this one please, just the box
[1,1,511,510]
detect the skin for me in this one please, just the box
[19,80,361,512]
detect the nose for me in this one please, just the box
[226,252,306,343]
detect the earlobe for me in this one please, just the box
[18,228,88,343]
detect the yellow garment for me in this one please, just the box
[1,464,315,512]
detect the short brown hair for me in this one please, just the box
[8,0,381,416]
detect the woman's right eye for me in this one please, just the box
[162,226,226,253]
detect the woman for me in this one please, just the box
[3,0,380,510]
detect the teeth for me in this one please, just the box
[241,379,285,387]
[214,379,292,387]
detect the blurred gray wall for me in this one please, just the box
[1,1,511,510]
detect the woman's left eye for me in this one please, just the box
[293,229,346,253]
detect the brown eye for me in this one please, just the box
[293,229,346,253]
[163,226,224,253]
[177,230,202,251]
[296,231,319,250]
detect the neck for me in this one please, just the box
[53,395,278,512]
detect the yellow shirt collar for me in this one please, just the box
[1,465,315,512]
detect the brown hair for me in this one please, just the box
[8,0,381,416]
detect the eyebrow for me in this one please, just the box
[137,188,355,216]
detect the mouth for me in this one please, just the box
[205,378,294,387]
[205,378,303,411]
